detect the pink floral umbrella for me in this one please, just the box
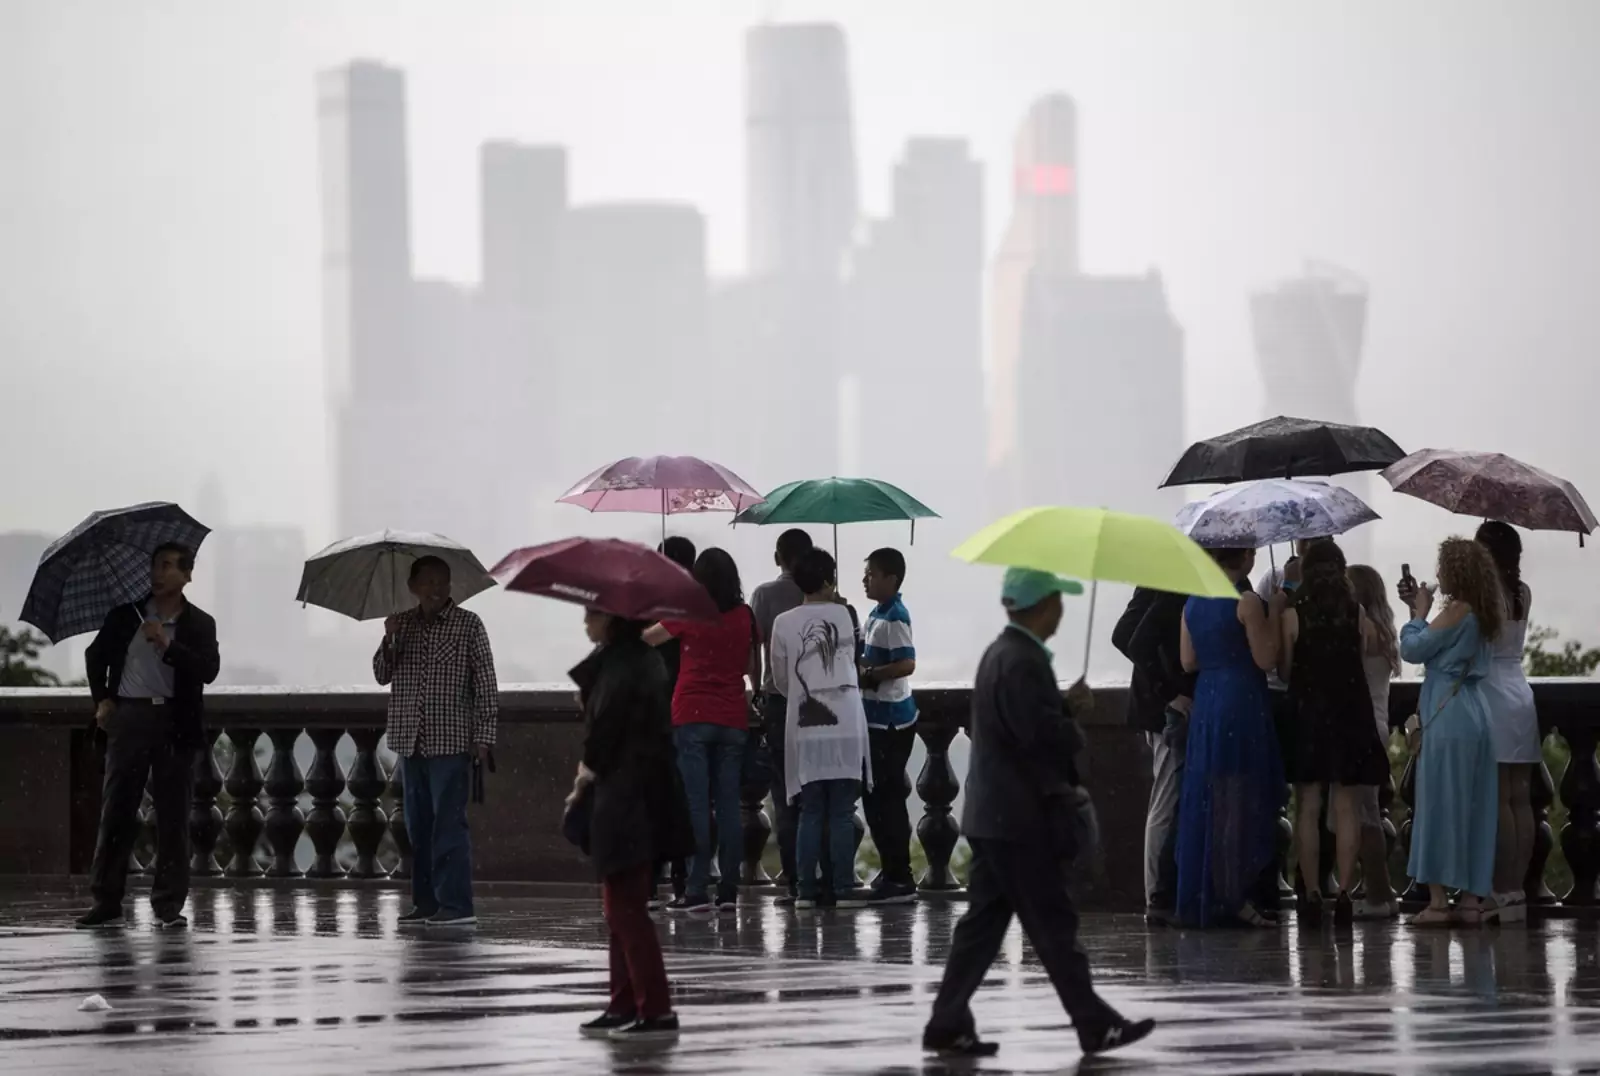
[1381,449,1597,544]
[558,455,765,538]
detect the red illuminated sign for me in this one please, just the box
[1018,163,1074,196]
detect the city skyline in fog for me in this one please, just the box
[4,1,1600,685]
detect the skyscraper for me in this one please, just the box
[744,23,859,279]
[317,60,415,538]
[848,138,984,518]
[1252,262,1372,563]
[480,142,568,318]
[987,94,1184,518]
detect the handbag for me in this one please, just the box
[1406,661,1472,754]
[741,607,774,789]
[561,781,594,854]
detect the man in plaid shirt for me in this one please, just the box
[374,556,498,927]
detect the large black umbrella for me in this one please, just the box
[1160,416,1405,488]
[20,502,211,643]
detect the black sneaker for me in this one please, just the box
[75,906,124,929]
[579,1010,636,1038]
[774,890,798,908]
[609,1013,680,1042]
[1080,1017,1155,1057]
[834,888,874,909]
[714,893,739,915]
[154,912,188,930]
[1334,892,1354,928]
[670,896,714,916]
[397,907,436,927]
[1144,906,1176,927]
[869,879,918,905]
[923,1029,1000,1058]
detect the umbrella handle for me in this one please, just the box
[1080,579,1098,682]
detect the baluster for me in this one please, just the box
[222,728,265,877]
[1526,754,1557,903]
[738,771,772,886]
[386,754,412,880]
[188,727,224,876]
[131,779,155,875]
[304,728,348,879]
[915,719,961,890]
[261,728,306,877]
[1397,741,1424,902]
[345,728,389,879]
[1558,724,1600,906]
[1378,768,1399,872]
[1276,785,1294,902]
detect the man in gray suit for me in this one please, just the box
[923,568,1154,1061]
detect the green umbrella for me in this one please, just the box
[953,506,1237,679]
[733,477,939,556]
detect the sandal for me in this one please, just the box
[1455,902,1485,927]
[1409,906,1455,928]
[1238,902,1276,928]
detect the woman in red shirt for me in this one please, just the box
[644,547,758,914]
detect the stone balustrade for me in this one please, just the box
[1,680,1598,911]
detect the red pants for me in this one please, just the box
[603,864,671,1018]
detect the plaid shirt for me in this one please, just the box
[373,602,498,757]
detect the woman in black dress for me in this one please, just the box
[1277,540,1389,926]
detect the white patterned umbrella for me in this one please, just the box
[1174,478,1379,549]
[296,531,495,621]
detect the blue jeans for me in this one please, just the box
[674,723,747,901]
[402,753,475,918]
[797,779,861,900]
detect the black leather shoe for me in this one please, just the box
[75,906,125,929]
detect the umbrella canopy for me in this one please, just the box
[492,537,720,623]
[297,531,495,621]
[1175,478,1380,549]
[954,507,1238,597]
[1381,450,1598,539]
[1161,415,1405,488]
[558,456,764,515]
[21,502,211,643]
[732,477,939,549]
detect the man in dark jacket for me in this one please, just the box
[77,542,220,929]
[1112,587,1194,923]
[924,568,1153,1061]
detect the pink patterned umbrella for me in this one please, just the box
[558,456,765,537]
[1382,449,1597,542]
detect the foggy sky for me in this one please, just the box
[4,0,1600,679]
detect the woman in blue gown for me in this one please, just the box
[1400,537,1502,926]
[1177,547,1288,927]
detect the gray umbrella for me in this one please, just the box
[296,531,495,621]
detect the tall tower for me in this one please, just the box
[479,142,568,317]
[317,61,414,537]
[1252,262,1372,563]
[744,23,859,279]
[988,95,1084,499]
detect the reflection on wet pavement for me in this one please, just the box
[2,886,1599,1073]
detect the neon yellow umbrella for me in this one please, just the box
[953,506,1239,677]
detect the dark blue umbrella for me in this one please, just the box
[20,502,211,643]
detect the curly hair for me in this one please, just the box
[1474,520,1526,621]
[1436,536,1505,642]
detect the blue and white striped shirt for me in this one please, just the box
[861,594,917,728]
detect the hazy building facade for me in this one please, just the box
[848,138,984,523]
[987,94,1184,518]
[1252,262,1372,563]
[318,61,416,538]
[210,526,308,686]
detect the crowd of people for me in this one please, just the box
[1118,522,1539,931]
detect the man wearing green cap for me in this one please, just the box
[923,567,1154,1061]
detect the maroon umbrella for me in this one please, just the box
[1382,450,1597,542]
[491,537,720,622]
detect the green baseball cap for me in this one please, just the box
[1001,567,1085,610]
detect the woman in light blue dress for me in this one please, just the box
[1400,537,1503,926]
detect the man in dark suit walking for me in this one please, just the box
[77,542,220,929]
[923,568,1153,1061]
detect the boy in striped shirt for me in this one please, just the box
[859,548,919,904]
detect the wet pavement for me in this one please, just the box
[2,885,1599,1074]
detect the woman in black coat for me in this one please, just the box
[567,610,694,1042]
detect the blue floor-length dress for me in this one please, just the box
[1402,612,1497,896]
[1176,595,1285,927]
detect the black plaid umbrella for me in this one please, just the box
[20,502,211,643]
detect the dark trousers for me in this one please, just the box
[767,696,845,893]
[88,701,192,916]
[864,724,917,885]
[927,837,1118,1039]
[403,753,475,918]
[604,864,672,1018]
